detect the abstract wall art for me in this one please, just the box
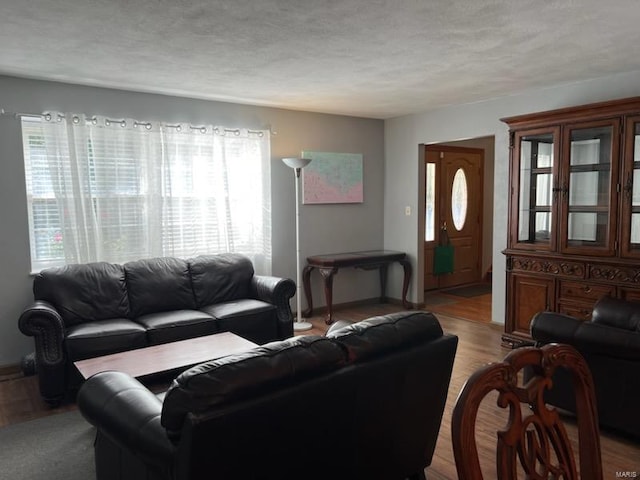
[301,151,363,204]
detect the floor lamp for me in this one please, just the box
[282,157,313,331]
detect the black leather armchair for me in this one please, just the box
[530,295,640,437]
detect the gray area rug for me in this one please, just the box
[0,410,95,480]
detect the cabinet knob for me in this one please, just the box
[583,285,592,293]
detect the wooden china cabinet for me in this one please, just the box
[502,97,640,347]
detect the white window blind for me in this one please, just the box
[21,114,271,274]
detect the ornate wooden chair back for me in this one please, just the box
[451,344,603,480]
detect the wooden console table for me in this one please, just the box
[302,250,412,324]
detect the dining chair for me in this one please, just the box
[451,343,603,480]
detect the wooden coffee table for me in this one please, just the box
[74,331,257,379]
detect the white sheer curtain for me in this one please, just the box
[22,113,271,274]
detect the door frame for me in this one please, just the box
[418,143,486,297]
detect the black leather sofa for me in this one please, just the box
[18,253,295,405]
[530,295,640,438]
[77,311,458,480]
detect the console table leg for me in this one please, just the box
[302,265,314,317]
[400,259,412,309]
[379,264,389,302]
[319,267,338,324]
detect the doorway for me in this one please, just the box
[423,145,484,291]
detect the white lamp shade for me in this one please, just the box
[282,157,311,169]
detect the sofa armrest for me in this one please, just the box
[530,311,583,345]
[18,300,65,367]
[325,320,353,336]
[251,275,296,304]
[251,275,296,338]
[77,371,175,467]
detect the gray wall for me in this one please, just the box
[384,68,640,325]
[0,75,384,366]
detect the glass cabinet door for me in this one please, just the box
[560,120,619,255]
[621,115,640,258]
[510,128,559,250]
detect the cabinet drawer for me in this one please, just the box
[559,281,614,302]
[619,288,640,302]
[557,302,593,321]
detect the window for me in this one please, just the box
[425,162,436,241]
[21,114,271,273]
[451,168,468,231]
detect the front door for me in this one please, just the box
[424,146,483,290]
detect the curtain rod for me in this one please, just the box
[0,108,39,118]
[0,108,277,136]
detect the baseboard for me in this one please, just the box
[384,297,422,310]
[0,363,23,382]
[300,297,420,315]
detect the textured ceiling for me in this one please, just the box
[2,0,640,119]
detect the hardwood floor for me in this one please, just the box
[1,292,638,479]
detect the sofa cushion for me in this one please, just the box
[200,299,277,345]
[326,311,444,363]
[189,254,254,308]
[161,336,346,433]
[125,257,196,318]
[592,295,640,332]
[34,262,130,327]
[65,319,147,360]
[135,310,219,345]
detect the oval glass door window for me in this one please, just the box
[451,168,468,230]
